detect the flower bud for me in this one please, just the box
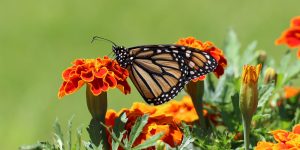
[156,140,165,150]
[257,50,267,65]
[240,64,261,120]
[239,64,261,150]
[263,67,277,85]
[86,85,107,120]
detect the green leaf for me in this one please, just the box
[258,83,275,108]
[53,118,64,150]
[75,126,83,150]
[112,131,125,150]
[128,114,149,147]
[241,41,257,66]
[132,132,163,150]
[178,136,195,150]
[223,29,241,76]
[101,122,126,149]
[285,60,300,83]
[67,115,74,150]
[19,142,54,150]
[113,112,127,138]
[279,50,291,73]
[211,75,227,103]
[252,114,271,122]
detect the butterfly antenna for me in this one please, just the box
[91,36,117,47]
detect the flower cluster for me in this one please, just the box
[105,96,220,149]
[255,124,300,149]
[105,104,183,149]
[276,16,300,59]
[176,37,228,81]
[58,56,131,98]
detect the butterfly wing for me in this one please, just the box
[126,45,189,105]
[126,45,217,105]
[173,45,218,80]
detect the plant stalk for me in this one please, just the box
[242,116,250,150]
[86,85,108,149]
[186,81,206,128]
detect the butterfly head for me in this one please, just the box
[113,45,129,68]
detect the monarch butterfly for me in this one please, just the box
[93,37,218,105]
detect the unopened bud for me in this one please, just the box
[257,50,267,65]
[263,67,277,85]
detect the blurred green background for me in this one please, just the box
[0,0,299,149]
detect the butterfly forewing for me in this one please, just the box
[114,44,217,105]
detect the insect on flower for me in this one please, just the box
[92,36,218,105]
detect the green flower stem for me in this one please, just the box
[187,81,206,128]
[242,116,250,150]
[86,85,108,149]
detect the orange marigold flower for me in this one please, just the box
[176,37,227,81]
[284,86,300,99]
[105,103,183,149]
[276,16,300,50]
[255,124,300,149]
[58,56,131,98]
[297,49,300,59]
[276,27,300,48]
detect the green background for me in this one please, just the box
[0,0,299,149]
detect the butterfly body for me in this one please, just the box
[113,44,217,105]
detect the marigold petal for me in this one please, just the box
[105,109,118,127]
[81,70,94,82]
[73,59,85,65]
[291,16,300,27]
[276,27,300,48]
[58,81,67,98]
[64,75,85,95]
[293,124,300,134]
[104,73,117,88]
[255,141,276,150]
[62,67,75,81]
[284,86,300,99]
[271,130,290,143]
[297,49,300,59]
[116,80,131,94]
[95,67,108,78]
[192,75,206,82]
[89,78,109,95]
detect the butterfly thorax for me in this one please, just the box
[113,46,130,68]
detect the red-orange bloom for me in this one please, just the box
[104,96,221,149]
[284,86,300,99]
[276,16,300,49]
[255,124,300,150]
[176,37,228,81]
[58,56,131,98]
[105,103,183,149]
[276,27,300,48]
